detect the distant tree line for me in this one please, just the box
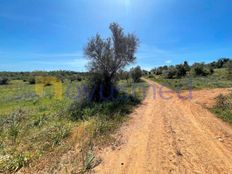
[117,66,143,83]
[0,71,90,85]
[150,58,232,79]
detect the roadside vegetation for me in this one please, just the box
[0,23,148,173]
[146,58,232,90]
[146,58,232,126]
[211,93,232,124]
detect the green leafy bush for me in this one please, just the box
[130,66,142,82]
[211,93,232,124]
[68,93,140,121]
[68,100,91,121]
[191,63,209,76]
[162,66,177,79]
[28,77,36,84]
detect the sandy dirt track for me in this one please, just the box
[95,79,232,174]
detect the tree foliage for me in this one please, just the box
[210,58,231,69]
[149,58,232,79]
[191,63,211,76]
[0,71,88,83]
[130,66,142,82]
[176,61,190,78]
[163,66,177,79]
[84,23,139,101]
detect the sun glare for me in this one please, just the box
[119,0,131,7]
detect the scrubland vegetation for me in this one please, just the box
[0,71,89,85]
[1,20,232,173]
[146,58,232,125]
[212,93,232,124]
[0,78,146,173]
[147,58,232,90]
[0,23,147,173]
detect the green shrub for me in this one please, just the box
[215,94,230,109]
[176,62,190,78]
[28,77,36,84]
[211,93,232,124]
[162,66,177,79]
[68,93,140,121]
[130,66,142,82]
[68,100,91,121]
[226,61,232,79]
[191,63,210,76]
[0,78,8,85]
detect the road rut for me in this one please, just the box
[95,79,232,174]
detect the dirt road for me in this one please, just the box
[95,79,232,174]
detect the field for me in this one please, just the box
[0,79,148,173]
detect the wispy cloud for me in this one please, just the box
[165,60,172,64]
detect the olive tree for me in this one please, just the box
[84,23,139,101]
[130,66,142,82]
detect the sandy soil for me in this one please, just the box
[181,88,232,108]
[94,79,232,174]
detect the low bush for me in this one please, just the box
[68,100,92,121]
[226,61,232,79]
[162,66,177,79]
[130,66,142,82]
[211,93,232,124]
[0,78,8,85]
[67,93,140,121]
[28,77,36,84]
[215,94,230,109]
[190,63,214,77]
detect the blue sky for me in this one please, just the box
[0,0,232,71]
